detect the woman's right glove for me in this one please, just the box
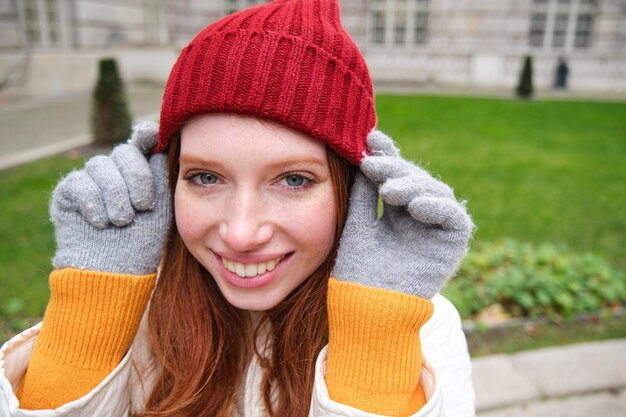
[17,122,172,410]
[50,121,172,275]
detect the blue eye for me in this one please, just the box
[279,173,316,190]
[198,173,218,184]
[285,174,305,187]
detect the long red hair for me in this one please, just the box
[136,131,354,417]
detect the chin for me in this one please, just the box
[223,294,284,312]
[217,283,287,312]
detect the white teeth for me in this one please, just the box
[267,260,276,271]
[245,264,256,277]
[222,256,284,278]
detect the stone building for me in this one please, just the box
[0,0,625,97]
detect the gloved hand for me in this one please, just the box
[50,121,172,276]
[332,130,475,299]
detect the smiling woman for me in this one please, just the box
[1,1,475,417]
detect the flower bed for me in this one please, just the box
[443,239,626,323]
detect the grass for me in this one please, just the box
[0,155,85,342]
[376,95,626,269]
[1,94,625,349]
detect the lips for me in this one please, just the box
[221,255,286,278]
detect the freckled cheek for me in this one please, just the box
[174,191,217,244]
[279,198,337,255]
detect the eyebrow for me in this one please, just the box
[178,155,328,169]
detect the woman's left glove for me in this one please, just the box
[50,121,172,275]
[326,130,475,415]
[332,130,475,298]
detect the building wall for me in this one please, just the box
[1,0,625,97]
[361,0,626,92]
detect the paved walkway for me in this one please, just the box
[473,338,626,417]
[1,89,625,416]
[0,83,163,170]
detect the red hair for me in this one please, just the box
[136,131,354,417]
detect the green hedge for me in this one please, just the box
[443,239,626,320]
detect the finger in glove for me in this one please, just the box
[128,121,158,154]
[50,170,109,229]
[407,196,474,232]
[360,155,418,182]
[111,144,155,211]
[367,130,400,157]
[344,172,380,228]
[379,174,454,207]
[148,153,170,199]
[85,155,134,227]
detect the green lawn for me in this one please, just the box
[1,94,625,344]
[376,95,626,269]
[0,155,85,339]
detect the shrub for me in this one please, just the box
[443,239,626,320]
[91,58,132,145]
[516,55,534,99]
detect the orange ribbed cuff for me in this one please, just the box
[17,268,155,410]
[325,278,434,416]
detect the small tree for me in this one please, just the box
[91,58,132,145]
[516,55,534,99]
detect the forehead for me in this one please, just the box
[180,113,327,161]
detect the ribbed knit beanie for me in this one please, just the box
[155,0,376,165]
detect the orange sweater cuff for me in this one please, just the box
[325,278,434,416]
[17,268,155,410]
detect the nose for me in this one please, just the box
[218,188,273,252]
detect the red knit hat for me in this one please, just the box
[155,0,376,165]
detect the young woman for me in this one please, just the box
[0,1,475,416]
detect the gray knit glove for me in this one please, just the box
[332,130,475,299]
[50,121,172,275]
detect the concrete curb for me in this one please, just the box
[0,134,91,171]
[473,339,626,416]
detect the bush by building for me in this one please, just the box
[516,56,534,99]
[91,58,132,145]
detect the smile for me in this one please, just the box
[221,255,286,278]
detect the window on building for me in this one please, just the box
[371,10,386,44]
[22,0,63,48]
[394,11,406,44]
[575,13,594,47]
[369,0,430,47]
[529,0,598,50]
[144,0,168,45]
[414,11,429,44]
[552,13,569,47]
[23,0,41,45]
[224,0,267,15]
[530,13,547,46]
[225,0,238,14]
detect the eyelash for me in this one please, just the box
[183,172,221,186]
[182,171,317,191]
[278,172,317,190]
